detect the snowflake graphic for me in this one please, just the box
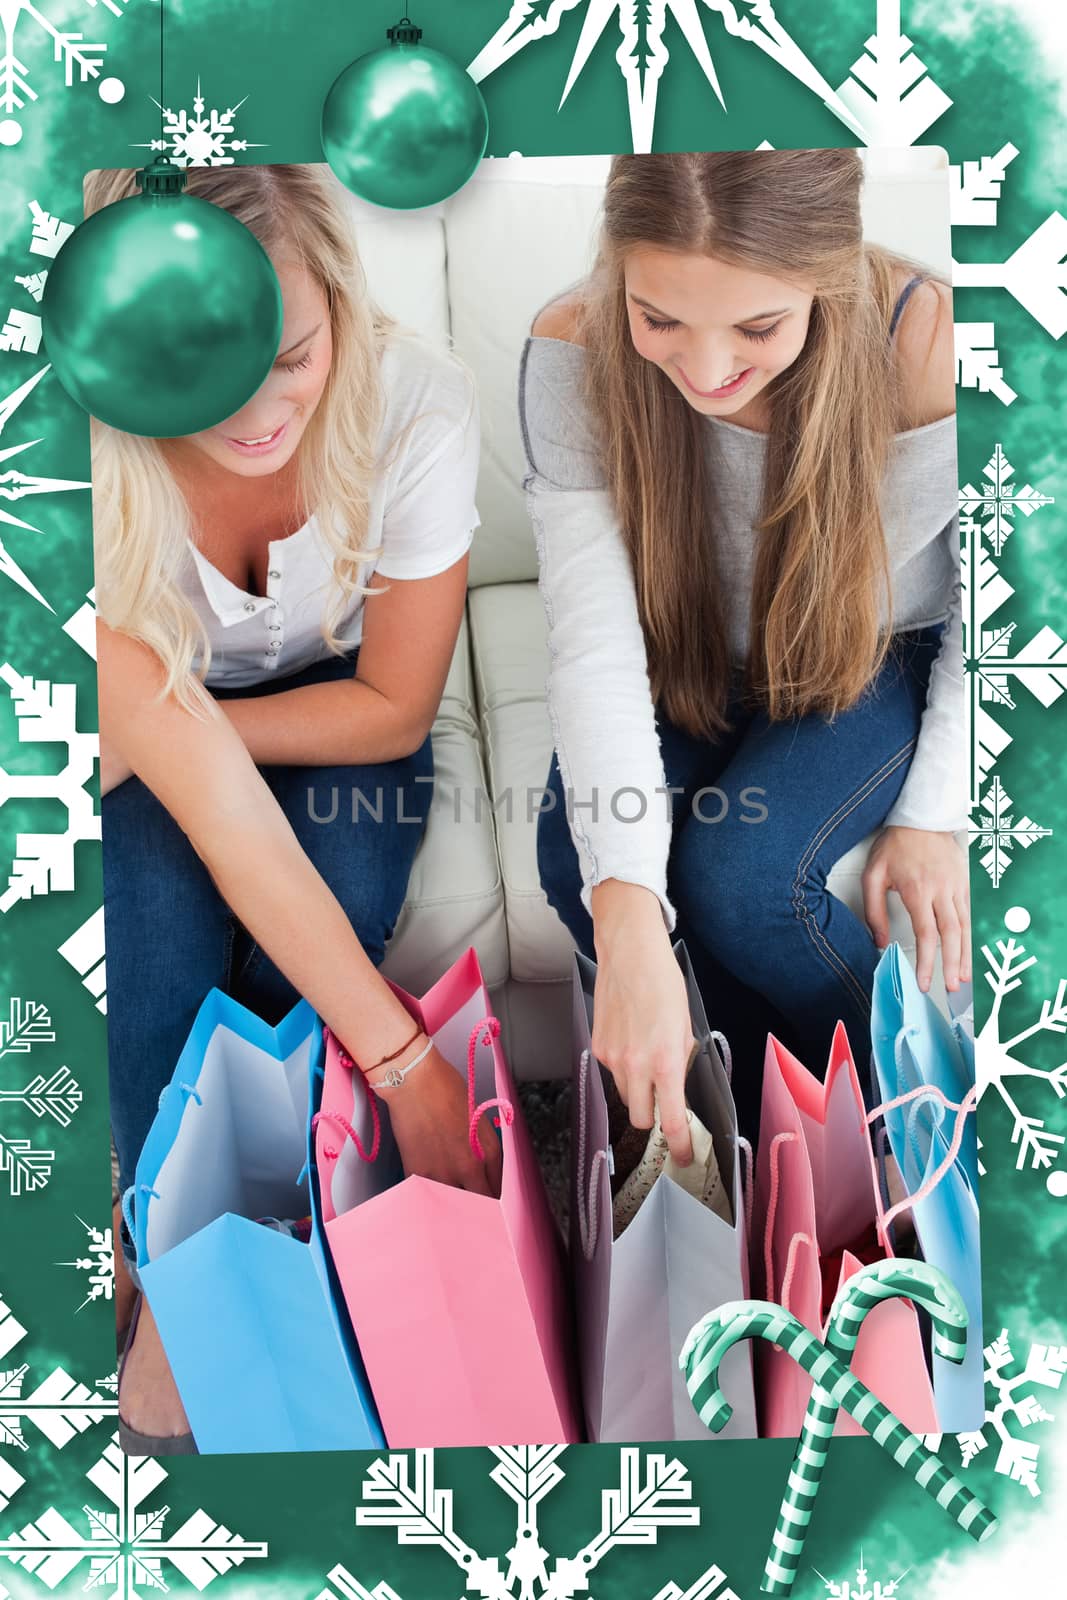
[927,1329,1067,1498]
[959,445,1063,814]
[0,998,80,1200]
[960,443,1056,559]
[971,778,1051,889]
[0,1289,114,1515]
[2,198,92,609]
[467,0,878,154]
[0,0,130,148]
[0,662,100,915]
[951,140,1067,403]
[0,997,55,1059]
[3,199,74,358]
[0,364,92,611]
[0,997,82,1128]
[813,1553,908,1600]
[324,1444,732,1600]
[132,75,266,166]
[0,1132,52,1195]
[0,1431,268,1596]
[57,902,108,1015]
[57,1216,114,1310]
[976,907,1067,1183]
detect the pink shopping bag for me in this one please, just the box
[313,946,582,1448]
[752,1022,938,1439]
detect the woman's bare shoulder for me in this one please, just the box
[530,292,587,345]
[892,273,956,428]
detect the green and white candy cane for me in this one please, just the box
[763,1260,970,1596]
[680,1299,997,1580]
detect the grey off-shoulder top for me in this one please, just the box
[518,333,966,933]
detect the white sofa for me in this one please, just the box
[338,154,958,1081]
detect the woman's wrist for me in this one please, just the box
[361,1029,433,1089]
[592,878,669,956]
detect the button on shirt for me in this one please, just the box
[179,332,481,688]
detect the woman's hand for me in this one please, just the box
[589,880,696,1165]
[862,825,971,993]
[380,1046,504,1198]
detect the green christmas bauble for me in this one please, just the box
[321,16,489,210]
[41,158,284,438]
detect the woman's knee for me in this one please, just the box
[672,811,795,955]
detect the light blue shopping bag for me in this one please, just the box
[871,944,983,1433]
[127,987,388,1454]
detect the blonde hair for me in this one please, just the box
[564,149,946,735]
[87,162,474,714]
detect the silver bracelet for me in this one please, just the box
[367,1035,433,1089]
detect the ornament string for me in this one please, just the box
[151,0,165,149]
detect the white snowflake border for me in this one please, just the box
[0,1287,114,1516]
[132,76,266,168]
[813,1553,908,1600]
[0,0,130,150]
[961,443,1061,885]
[977,907,1067,1183]
[926,1328,1067,1499]
[0,662,99,914]
[319,1443,740,1600]
[0,994,83,1202]
[56,1215,114,1311]
[0,1430,268,1595]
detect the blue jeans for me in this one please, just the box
[537,625,946,1139]
[103,646,433,1259]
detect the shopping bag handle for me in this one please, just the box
[700,1027,733,1086]
[737,1134,754,1240]
[575,1047,610,1260]
[120,1182,160,1248]
[466,1014,515,1161]
[314,1026,382,1163]
[866,1077,978,1244]
[763,1130,817,1313]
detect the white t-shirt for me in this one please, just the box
[179,331,481,687]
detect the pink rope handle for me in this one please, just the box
[778,1231,818,1315]
[466,1014,515,1161]
[315,1025,381,1163]
[470,1097,515,1160]
[311,1106,381,1164]
[866,1080,978,1244]
[575,1047,610,1260]
[764,1130,802,1305]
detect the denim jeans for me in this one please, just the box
[536,625,946,1140]
[103,646,433,1260]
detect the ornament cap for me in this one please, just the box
[135,157,187,197]
[386,14,422,45]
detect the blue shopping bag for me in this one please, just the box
[128,987,387,1454]
[870,944,983,1433]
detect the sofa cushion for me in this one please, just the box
[381,613,509,994]
[467,582,576,983]
[445,160,611,590]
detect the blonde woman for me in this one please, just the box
[92,163,500,1454]
[522,150,969,1157]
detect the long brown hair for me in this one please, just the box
[569,150,934,736]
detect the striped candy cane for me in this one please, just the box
[680,1300,997,1563]
[762,1260,970,1595]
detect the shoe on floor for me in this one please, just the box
[117,1293,198,1457]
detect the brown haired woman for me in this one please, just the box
[521,150,968,1157]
